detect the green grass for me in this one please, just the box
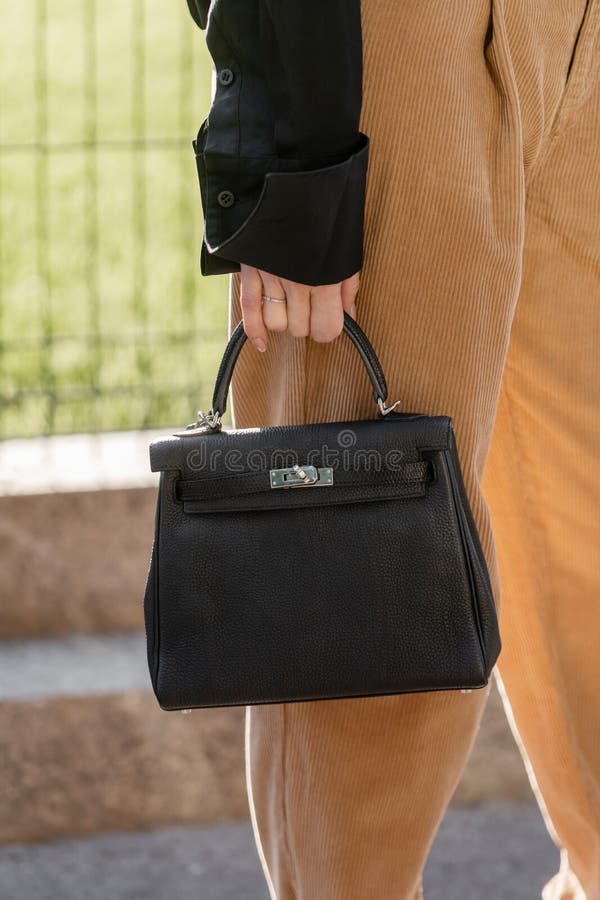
[0,0,232,438]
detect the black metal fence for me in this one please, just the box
[0,0,228,440]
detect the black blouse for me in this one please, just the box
[185,0,368,286]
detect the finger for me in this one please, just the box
[309,284,345,343]
[281,279,310,337]
[340,270,361,318]
[240,264,268,352]
[260,271,288,333]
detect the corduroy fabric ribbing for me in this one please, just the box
[225,1,600,897]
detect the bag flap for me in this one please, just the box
[148,413,452,475]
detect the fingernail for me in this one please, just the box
[252,337,267,352]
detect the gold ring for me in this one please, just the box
[262,294,287,304]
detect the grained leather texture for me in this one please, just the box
[444,426,502,670]
[150,414,449,473]
[143,412,502,710]
[174,458,432,513]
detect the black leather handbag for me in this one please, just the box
[143,313,501,710]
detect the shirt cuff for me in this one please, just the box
[193,128,370,286]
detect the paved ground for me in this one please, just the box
[0,801,558,900]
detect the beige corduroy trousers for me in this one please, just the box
[225,1,600,897]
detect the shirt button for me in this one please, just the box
[217,190,235,208]
[218,68,235,86]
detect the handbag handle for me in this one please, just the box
[176,312,401,435]
[212,312,399,418]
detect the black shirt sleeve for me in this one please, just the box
[186,0,210,29]
[186,0,369,286]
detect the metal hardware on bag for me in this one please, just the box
[460,690,473,694]
[180,708,192,714]
[270,464,334,489]
[377,396,402,416]
[172,408,222,437]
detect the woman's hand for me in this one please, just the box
[239,263,360,352]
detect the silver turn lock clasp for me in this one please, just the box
[270,464,334,489]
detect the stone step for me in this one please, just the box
[0,687,247,844]
[0,632,532,844]
[0,430,164,496]
[0,485,157,639]
[0,633,248,843]
[0,634,150,700]
[0,430,164,639]
[0,803,558,900]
